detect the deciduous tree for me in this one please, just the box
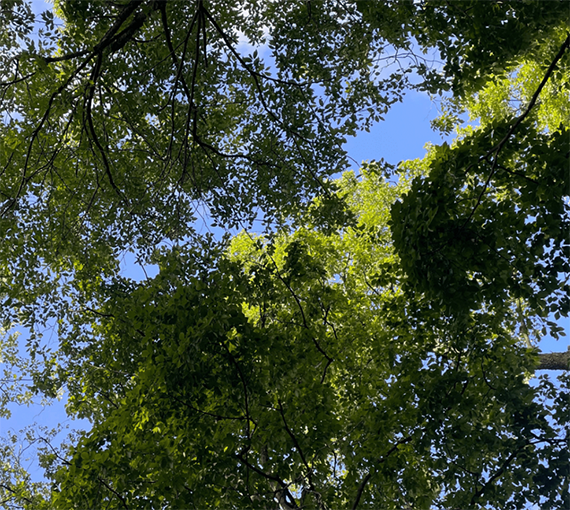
[0,1,568,508]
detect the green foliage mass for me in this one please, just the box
[0,1,568,509]
[32,171,570,509]
[392,26,569,331]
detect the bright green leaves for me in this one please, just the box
[1,0,387,241]
[0,0,434,348]
[0,427,55,510]
[50,241,340,508]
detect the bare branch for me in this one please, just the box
[537,349,570,371]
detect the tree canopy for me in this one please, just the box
[0,1,568,509]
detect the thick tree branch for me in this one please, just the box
[537,349,570,370]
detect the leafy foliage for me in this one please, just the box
[38,170,568,509]
[0,1,568,509]
[392,28,569,332]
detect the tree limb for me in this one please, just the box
[537,349,570,371]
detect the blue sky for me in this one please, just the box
[344,90,445,168]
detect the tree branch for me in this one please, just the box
[462,30,570,228]
[537,348,570,371]
[351,436,412,510]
